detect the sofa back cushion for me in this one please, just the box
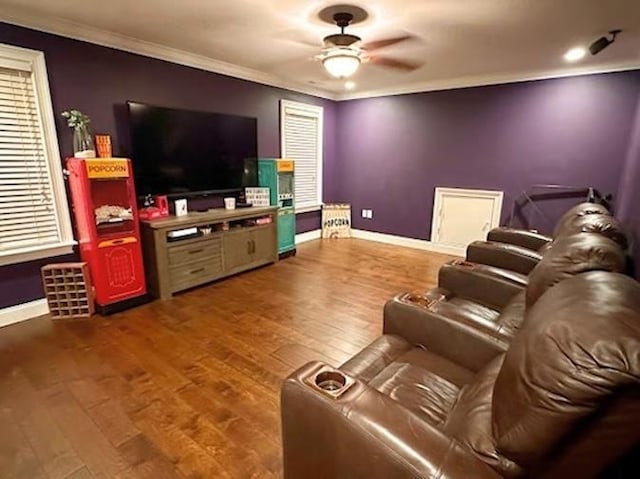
[443,355,523,477]
[552,202,609,237]
[555,214,628,250]
[526,233,625,308]
[492,272,640,477]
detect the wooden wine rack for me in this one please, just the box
[41,263,94,319]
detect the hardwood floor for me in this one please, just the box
[0,239,454,478]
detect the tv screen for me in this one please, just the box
[127,102,258,198]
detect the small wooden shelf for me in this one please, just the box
[41,263,94,319]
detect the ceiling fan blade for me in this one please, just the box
[369,56,422,72]
[361,35,414,52]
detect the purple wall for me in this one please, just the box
[617,93,640,277]
[0,22,335,308]
[335,71,640,239]
[2,21,640,310]
[296,211,322,235]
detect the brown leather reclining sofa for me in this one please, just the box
[280,202,640,479]
[385,232,626,345]
[281,272,640,478]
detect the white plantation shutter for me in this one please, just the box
[0,44,74,265]
[0,67,59,249]
[280,100,323,211]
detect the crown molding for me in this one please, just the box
[2,10,639,103]
[336,61,640,101]
[0,10,339,101]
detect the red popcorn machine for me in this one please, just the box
[66,158,147,314]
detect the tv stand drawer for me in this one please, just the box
[170,257,223,292]
[168,237,222,266]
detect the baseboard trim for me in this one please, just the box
[350,229,465,256]
[0,298,49,328]
[295,227,465,255]
[296,229,322,244]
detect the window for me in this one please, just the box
[280,100,323,212]
[0,43,74,266]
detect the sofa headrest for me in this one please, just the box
[555,214,628,250]
[552,202,610,236]
[526,233,626,308]
[492,271,640,471]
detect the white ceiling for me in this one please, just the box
[1,0,639,100]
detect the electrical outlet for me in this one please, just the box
[361,209,367,218]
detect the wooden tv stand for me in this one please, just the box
[140,206,278,299]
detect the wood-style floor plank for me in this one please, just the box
[64,466,95,479]
[0,239,452,478]
[0,370,84,479]
[40,384,132,478]
[0,409,46,478]
[115,434,184,479]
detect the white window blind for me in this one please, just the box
[0,44,74,265]
[280,100,323,211]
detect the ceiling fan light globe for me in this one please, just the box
[322,53,361,78]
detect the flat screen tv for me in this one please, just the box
[127,101,258,198]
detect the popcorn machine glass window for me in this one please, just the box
[90,178,135,236]
[278,173,294,196]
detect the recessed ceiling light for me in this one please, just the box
[345,81,356,90]
[564,47,586,62]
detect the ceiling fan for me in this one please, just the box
[317,11,421,79]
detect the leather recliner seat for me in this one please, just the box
[281,271,640,478]
[385,233,626,346]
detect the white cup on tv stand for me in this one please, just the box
[224,197,236,210]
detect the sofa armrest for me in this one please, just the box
[282,361,502,479]
[383,297,508,371]
[467,240,542,275]
[438,261,525,309]
[487,227,551,251]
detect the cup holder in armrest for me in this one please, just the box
[400,291,446,310]
[317,371,346,391]
[305,366,355,399]
[452,259,476,269]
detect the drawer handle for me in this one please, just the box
[188,249,204,254]
[190,268,205,274]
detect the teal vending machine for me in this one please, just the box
[258,158,296,256]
